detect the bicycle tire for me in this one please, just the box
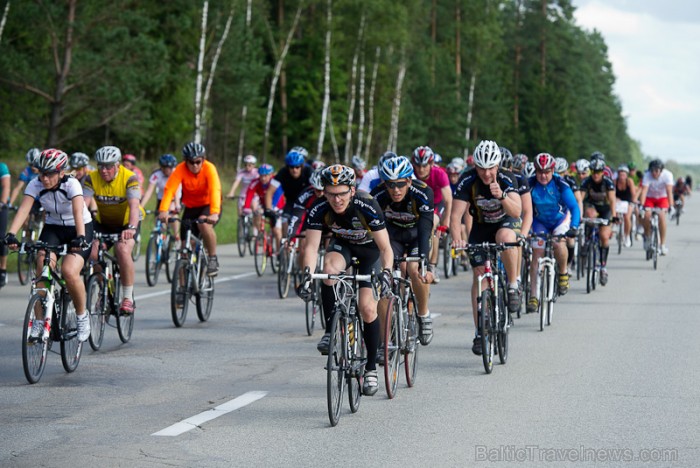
[270,239,279,274]
[22,294,49,384]
[117,299,134,344]
[443,232,453,279]
[383,296,401,399]
[236,217,247,257]
[479,290,494,374]
[305,280,321,336]
[652,226,659,270]
[196,255,215,322]
[165,236,176,284]
[404,293,419,387]
[347,314,365,414]
[586,244,594,294]
[171,259,190,327]
[86,274,106,351]
[131,232,141,261]
[520,250,530,317]
[539,267,547,331]
[60,292,82,372]
[254,233,267,276]
[277,248,290,299]
[591,246,598,291]
[17,248,33,286]
[145,234,160,287]
[496,279,508,364]
[326,310,345,427]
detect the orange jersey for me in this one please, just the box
[160,160,222,214]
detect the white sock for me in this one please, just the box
[509,282,519,290]
[121,285,134,301]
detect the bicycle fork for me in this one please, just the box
[536,257,556,303]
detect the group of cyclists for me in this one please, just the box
[0,139,692,398]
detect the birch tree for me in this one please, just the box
[236,0,253,170]
[362,46,380,161]
[0,1,9,45]
[342,14,365,164]
[316,0,333,160]
[193,1,208,144]
[387,58,407,154]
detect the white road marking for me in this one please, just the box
[152,391,268,436]
[431,313,442,318]
[135,271,256,301]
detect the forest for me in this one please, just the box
[0,0,648,170]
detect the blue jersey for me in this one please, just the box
[528,174,580,230]
[19,166,38,184]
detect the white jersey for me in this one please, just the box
[24,176,92,226]
[149,169,181,201]
[642,169,673,199]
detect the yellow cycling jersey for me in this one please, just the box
[84,166,144,227]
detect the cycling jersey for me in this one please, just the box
[512,171,530,196]
[274,165,311,212]
[527,174,580,231]
[580,176,614,207]
[24,176,92,226]
[287,186,320,238]
[615,178,634,202]
[562,174,579,192]
[417,166,449,206]
[84,166,141,227]
[234,168,259,197]
[0,162,9,181]
[160,160,222,214]
[357,167,382,193]
[371,179,434,258]
[148,169,181,201]
[244,178,283,210]
[304,191,385,245]
[642,169,673,199]
[19,166,38,184]
[453,170,518,224]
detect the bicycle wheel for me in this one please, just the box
[496,280,508,364]
[383,296,401,399]
[236,216,247,257]
[247,219,255,256]
[254,233,267,276]
[17,246,33,286]
[404,293,419,387]
[479,290,494,374]
[131,232,141,261]
[617,224,623,255]
[326,310,346,427]
[586,244,594,294]
[117,298,134,344]
[86,274,106,351]
[277,248,291,299]
[347,315,365,414]
[164,236,177,283]
[443,232,453,279]
[652,226,659,270]
[270,239,279,274]
[539,268,547,331]
[171,259,190,327]
[60,293,82,373]
[196,256,215,322]
[305,280,321,336]
[520,250,530,318]
[22,294,49,384]
[591,246,598,291]
[145,234,160,287]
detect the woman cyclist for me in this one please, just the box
[614,165,637,247]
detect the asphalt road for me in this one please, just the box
[0,199,698,467]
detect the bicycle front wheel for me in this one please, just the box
[145,234,160,287]
[196,257,215,322]
[117,303,134,343]
[586,245,595,294]
[347,315,365,414]
[652,227,659,270]
[236,217,247,257]
[539,269,547,331]
[305,280,322,336]
[404,293,419,387]
[171,259,190,327]
[22,294,49,384]
[17,248,33,286]
[277,248,291,299]
[131,233,141,261]
[86,274,107,351]
[326,310,346,427]
[443,232,453,279]
[479,290,494,374]
[254,233,267,276]
[383,296,401,399]
[60,293,82,373]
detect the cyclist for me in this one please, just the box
[639,159,673,255]
[449,140,522,355]
[265,147,311,234]
[69,152,93,185]
[685,175,693,192]
[297,164,393,396]
[158,142,222,276]
[614,165,637,247]
[142,154,181,241]
[575,158,590,184]
[357,151,397,193]
[411,146,452,283]
[524,161,536,179]
[351,155,367,186]
[4,149,93,341]
[590,151,613,179]
[9,148,40,207]
[672,177,689,214]
[579,157,616,285]
[0,161,10,288]
[122,154,144,194]
[244,163,285,255]
[226,155,259,209]
[555,157,583,265]
[446,162,462,192]
[287,168,324,263]
[371,155,435,346]
[526,153,580,312]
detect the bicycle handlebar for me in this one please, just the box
[453,240,523,252]
[311,272,374,282]
[582,217,610,226]
[19,242,69,256]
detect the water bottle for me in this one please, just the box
[348,321,355,346]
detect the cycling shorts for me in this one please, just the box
[531,213,570,249]
[644,197,669,209]
[181,205,219,239]
[326,238,381,289]
[39,222,94,262]
[467,216,520,267]
[583,203,612,220]
[387,226,422,259]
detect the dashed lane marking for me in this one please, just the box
[135,271,256,301]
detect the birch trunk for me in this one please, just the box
[237,106,247,170]
[343,15,365,164]
[455,3,461,102]
[193,0,209,144]
[316,0,333,160]
[464,71,476,151]
[47,0,76,146]
[262,4,303,160]
[363,47,380,161]
[0,1,10,45]
[513,0,523,131]
[328,111,340,163]
[356,57,366,160]
[387,59,407,154]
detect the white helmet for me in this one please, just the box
[379,156,414,181]
[555,157,569,174]
[450,157,466,171]
[309,168,324,190]
[243,154,257,165]
[473,140,502,169]
[26,148,41,164]
[575,158,590,173]
[524,161,536,178]
[351,155,366,171]
[95,146,122,164]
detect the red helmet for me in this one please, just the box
[534,152,556,171]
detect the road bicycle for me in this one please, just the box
[519,236,532,318]
[131,231,142,262]
[277,235,303,299]
[85,232,135,349]
[19,242,82,384]
[383,256,422,399]
[440,226,467,279]
[144,212,177,286]
[253,213,279,277]
[459,241,521,374]
[581,218,608,293]
[16,206,44,285]
[311,268,373,427]
[236,207,255,257]
[574,226,586,281]
[642,207,664,270]
[170,218,215,327]
[670,198,683,226]
[615,200,630,254]
[531,233,567,331]
[302,244,326,336]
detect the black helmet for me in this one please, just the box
[648,159,664,171]
[590,158,606,172]
[591,151,605,162]
[182,142,206,161]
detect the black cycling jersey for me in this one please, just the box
[304,191,385,245]
[370,179,434,257]
[563,174,579,192]
[287,186,321,238]
[511,171,529,196]
[274,165,312,212]
[580,176,614,207]
[454,170,518,225]
[616,178,634,202]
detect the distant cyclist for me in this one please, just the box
[226,154,259,212]
[639,159,673,255]
[244,163,285,254]
[142,154,181,239]
[614,165,637,247]
[9,148,40,207]
[265,147,311,234]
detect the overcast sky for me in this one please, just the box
[572,0,700,164]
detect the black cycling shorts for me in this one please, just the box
[467,216,519,267]
[181,205,219,239]
[39,222,94,261]
[326,238,381,289]
[583,203,612,221]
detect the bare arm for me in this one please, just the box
[71,196,86,237]
[449,199,468,245]
[9,181,25,206]
[7,195,35,235]
[300,229,322,272]
[0,177,10,205]
[440,186,452,226]
[370,228,394,271]
[141,181,156,208]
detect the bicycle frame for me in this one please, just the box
[23,243,69,341]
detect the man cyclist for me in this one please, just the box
[449,140,522,355]
[286,168,325,264]
[351,155,367,186]
[84,146,143,314]
[158,142,222,276]
[265,147,311,234]
[526,153,580,312]
[4,149,93,341]
[69,152,93,186]
[357,151,397,193]
[579,157,616,285]
[0,161,10,288]
[639,159,673,256]
[555,156,583,267]
[672,177,689,215]
[371,155,435,346]
[297,164,393,396]
[122,154,144,195]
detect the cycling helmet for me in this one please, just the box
[590,151,605,162]
[466,155,474,167]
[123,154,137,165]
[159,154,177,167]
[182,142,205,161]
[95,145,122,164]
[555,157,569,174]
[412,146,434,166]
[379,156,414,181]
[285,149,305,167]
[628,161,636,170]
[446,162,461,174]
[450,157,466,171]
[575,158,590,173]
[37,149,69,173]
[309,168,324,190]
[524,162,536,178]
[26,148,41,164]
[512,154,525,171]
[534,153,556,171]
[379,151,397,166]
[290,146,309,159]
[243,154,257,165]
[351,155,366,171]
[433,153,443,165]
[311,160,326,170]
[499,147,513,168]
[617,164,629,174]
[70,152,90,169]
[590,158,606,172]
[648,159,664,171]
[258,163,274,176]
[321,164,356,187]
[473,140,502,169]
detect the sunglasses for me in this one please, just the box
[39,170,59,177]
[187,158,204,166]
[97,163,116,170]
[386,180,408,189]
[288,165,302,170]
[324,188,352,200]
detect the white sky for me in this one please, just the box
[572,0,700,164]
